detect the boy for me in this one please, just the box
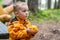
[8,1,38,40]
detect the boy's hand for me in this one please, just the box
[26,28,36,35]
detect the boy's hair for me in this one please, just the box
[13,1,27,11]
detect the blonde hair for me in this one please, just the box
[13,1,27,11]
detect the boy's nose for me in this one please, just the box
[26,12,29,14]
[26,11,28,14]
[26,12,29,16]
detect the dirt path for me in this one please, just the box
[1,21,60,40]
[30,21,60,40]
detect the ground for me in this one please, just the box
[30,21,60,40]
[1,21,60,40]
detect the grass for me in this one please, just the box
[28,9,60,23]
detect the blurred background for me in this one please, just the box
[0,0,60,40]
[0,0,60,23]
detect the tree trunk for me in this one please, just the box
[28,0,38,13]
[47,0,51,9]
[13,0,25,3]
[54,0,57,9]
[20,0,25,2]
[57,0,60,8]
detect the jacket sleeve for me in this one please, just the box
[27,24,38,34]
[26,21,38,34]
[26,21,38,38]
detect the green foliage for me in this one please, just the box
[28,9,60,23]
[0,0,2,5]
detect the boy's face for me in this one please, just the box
[15,3,29,20]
